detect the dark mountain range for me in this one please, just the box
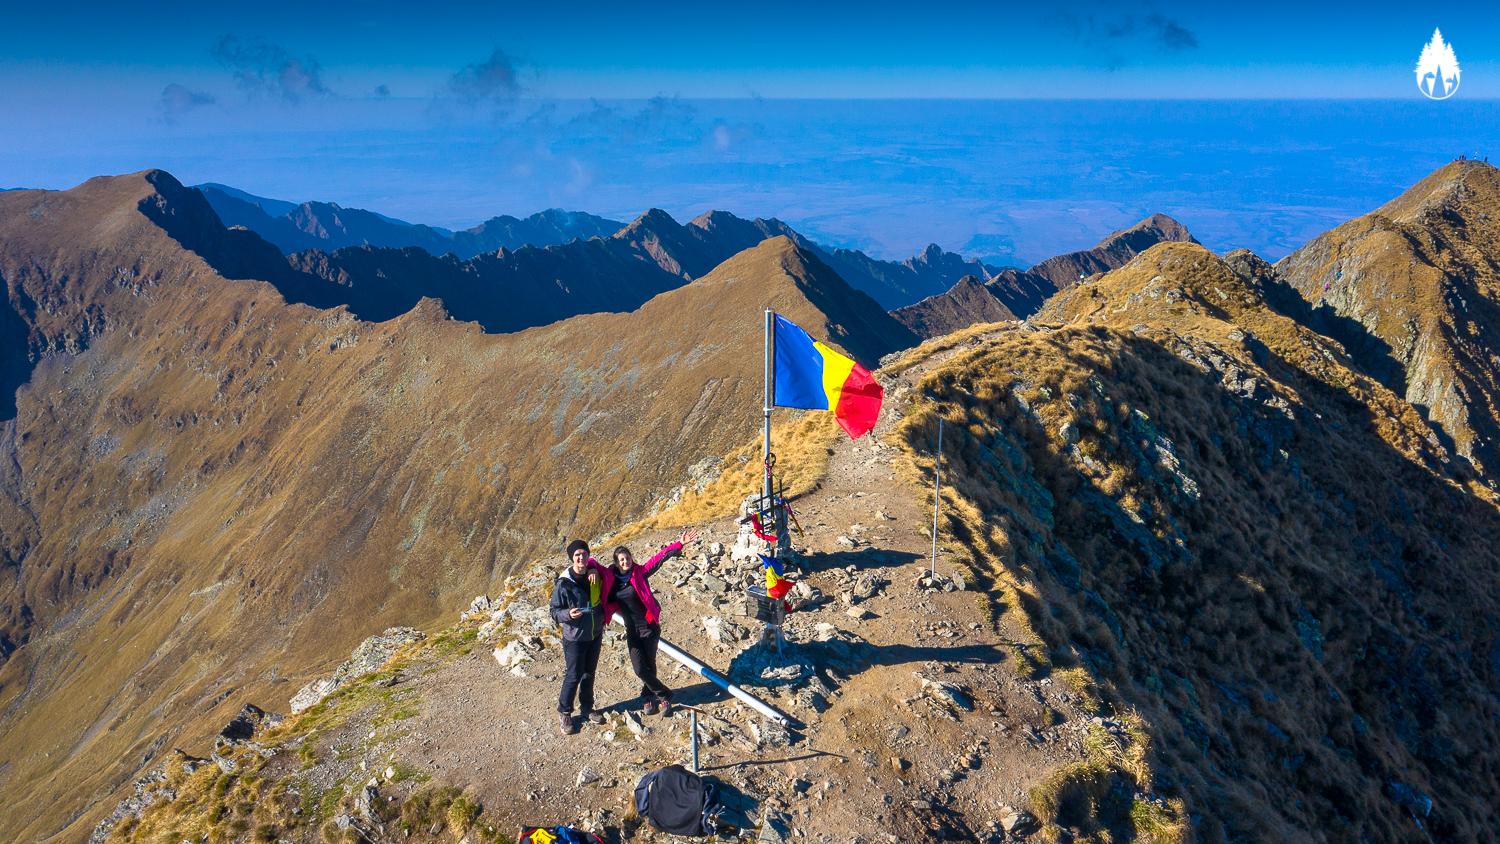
[891,214,1198,338]
[202,183,998,310]
[197,184,624,259]
[275,205,994,333]
[889,274,1017,337]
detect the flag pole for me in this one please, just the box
[763,308,774,509]
[931,414,943,581]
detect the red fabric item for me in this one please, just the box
[832,363,883,439]
[749,513,778,542]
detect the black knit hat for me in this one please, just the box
[566,539,589,558]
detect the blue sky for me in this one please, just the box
[2,2,1498,262]
[3,1,1497,98]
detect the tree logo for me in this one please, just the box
[1416,29,1461,100]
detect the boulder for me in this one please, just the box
[1001,809,1039,836]
[493,640,535,675]
[463,595,493,618]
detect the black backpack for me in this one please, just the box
[634,764,719,836]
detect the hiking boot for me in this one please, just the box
[642,699,659,716]
[659,698,674,717]
[559,713,578,735]
[584,710,605,725]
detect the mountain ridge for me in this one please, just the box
[890,214,1198,338]
[0,171,911,842]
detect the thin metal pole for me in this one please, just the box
[608,613,799,728]
[763,309,774,505]
[931,415,943,580]
[690,711,700,773]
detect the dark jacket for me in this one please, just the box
[549,562,614,642]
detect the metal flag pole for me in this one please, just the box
[763,309,774,507]
[603,613,800,727]
[930,414,943,580]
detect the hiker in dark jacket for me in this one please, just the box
[605,529,696,715]
[550,539,614,734]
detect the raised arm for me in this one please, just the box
[641,542,682,577]
[643,529,697,576]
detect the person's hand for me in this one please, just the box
[587,570,599,586]
[569,608,584,619]
[678,528,699,545]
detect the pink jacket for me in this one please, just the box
[604,541,682,627]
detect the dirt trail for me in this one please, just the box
[289,330,1091,842]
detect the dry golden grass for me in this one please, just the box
[0,174,915,842]
[882,236,1500,841]
[620,410,842,537]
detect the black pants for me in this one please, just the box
[627,624,672,701]
[558,637,603,715]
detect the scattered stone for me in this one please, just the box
[844,607,870,621]
[493,640,535,675]
[702,616,726,642]
[920,678,974,711]
[354,778,379,820]
[576,767,602,786]
[889,725,909,742]
[1002,809,1039,836]
[464,595,493,618]
[836,535,858,549]
[622,710,647,737]
[709,542,725,557]
[891,757,909,771]
[757,809,792,844]
[851,573,883,601]
[290,627,425,713]
[1059,420,1081,444]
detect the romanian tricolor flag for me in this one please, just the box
[773,315,883,438]
[760,554,792,600]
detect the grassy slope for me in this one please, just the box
[1278,160,1500,475]
[889,242,1500,841]
[0,174,913,842]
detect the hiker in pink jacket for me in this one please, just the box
[606,529,697,715]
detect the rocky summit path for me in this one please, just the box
[102,328,1109,843]
[236,336,1093,844]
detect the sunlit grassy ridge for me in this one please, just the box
[887,240,1500,841]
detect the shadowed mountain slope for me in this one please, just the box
[1277,160,1500,476]
[205,181,994,312]
[883,238,1500,840]
[0,171,912,842]
[890,274,1018,337]
[283,206,985,333]
[894,215,1198,338]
